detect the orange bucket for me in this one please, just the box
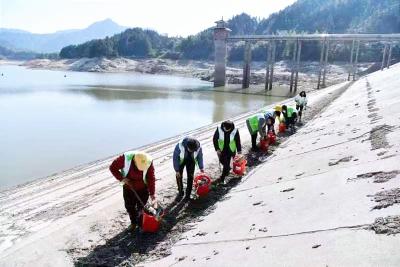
[142,212,160,233]
[279,123,286,133]
[260,138,269,152]
[233,156,247,176]
[194,174,211,197]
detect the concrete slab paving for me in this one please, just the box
[143,64,400,266]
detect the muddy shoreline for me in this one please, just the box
[17,57,373,90]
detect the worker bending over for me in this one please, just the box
[282,105,298,132]
[246,112,275,151]
[213,120,242,184]
[110,151,156,232]
[173,137,204,200]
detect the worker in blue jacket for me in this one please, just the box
[173,137,204,200]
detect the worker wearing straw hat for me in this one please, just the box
[109,151,157,231]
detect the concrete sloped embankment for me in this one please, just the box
[0,80,355,266]
[143,64,400,267]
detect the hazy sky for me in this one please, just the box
[0,0,296,36]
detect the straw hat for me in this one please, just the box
[274,105,282,112]
[134,152,151,171]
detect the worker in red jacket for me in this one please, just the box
[109,151,156,231]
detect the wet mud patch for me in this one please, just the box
[71,180,240,266]
[368,113,383,124]
[369,124,395,150]
[369,188,400,210]
[348,170,400,183]
[368,215,400,235]
[366,80,381,124]
[371,116,383,124]
[381,154,397,160]
[246,150,272,168]
[281,187,295,193]
[337,131,345,136]
[376,151,387,156]
[367,100,376,108]
[328,156,353,166]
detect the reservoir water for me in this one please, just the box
[0,64,287,189]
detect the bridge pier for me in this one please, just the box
[348,40,355,81]
[268,41,276,90]
[242,41,251,89]
[322,40,330,88]
[353,40,360,81]
[317,40,326,89]
[213,20,230,87]
[265,43,271,90]
[387,44,393,69]
[381,43,388,71]
[294,40,302,92]
[290,41,297,92]
[224,33,400,91]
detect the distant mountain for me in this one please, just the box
[0,19,127,53]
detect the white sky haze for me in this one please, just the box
[0,0,296,36]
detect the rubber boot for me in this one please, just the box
[185,174,194,201]
[176,175,184,199]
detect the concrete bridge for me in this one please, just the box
[213,19,400,91]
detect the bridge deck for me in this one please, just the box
[228,33,400,42]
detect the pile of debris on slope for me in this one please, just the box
[369,216,400,235]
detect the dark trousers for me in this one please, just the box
[220,149,234,181]
[123,185,149,225]
[251,130,272,149]
[251,133,258,149]
[285,114,298,130]
[296,105,304,119]
[268,124,275,135]
[177,157,195,197]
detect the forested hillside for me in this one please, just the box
[59,0,400,61]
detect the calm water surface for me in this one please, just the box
[0,65,286,189]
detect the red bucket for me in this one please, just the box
[233,156,247,176]
[194,174,211,197]
[260,138,269,152]
[268,132,276,144]
[279,123,286,133]
[142,212,160,233]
